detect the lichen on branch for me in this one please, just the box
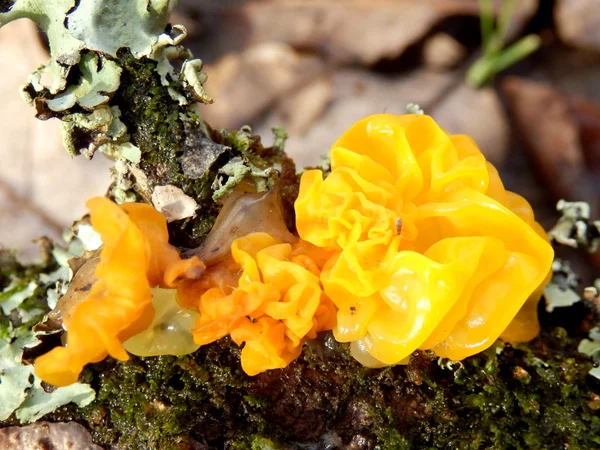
[0,0,297,248]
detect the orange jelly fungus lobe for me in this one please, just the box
[34,197,204,386]
[294,114,554,366]
[178,232,336,376]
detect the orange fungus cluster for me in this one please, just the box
[179,233,336,375]
[34,113,554,385]
[34,197,204,386]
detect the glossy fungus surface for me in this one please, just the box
[35,198,204,386]
[295,114,554,366]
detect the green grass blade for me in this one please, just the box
[479,0,495,53]
[466,35,542,88]
[490,34,542,73]
[491,0,516,54]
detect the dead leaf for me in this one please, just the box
[566,95,600,171]
[182,0,538,65]
[555,0,600,52]
[200,42,325,129]
[431,83,509,166]
[502,76,600,272]
[502,76,596,208]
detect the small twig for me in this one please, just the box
[0,178,64,234]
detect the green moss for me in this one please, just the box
[29,325,593,449]
[376,427,411,450]
[115,54,187,178]
[112,53,226,246]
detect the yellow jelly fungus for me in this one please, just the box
[180,232,336,376]
[34,197,204,386]
[295,114,554,366]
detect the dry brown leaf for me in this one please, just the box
[430,83,509,166]
[200,42,325,129]
[502,76,590,204]
[555,0,600,52]
[182,0,538,65]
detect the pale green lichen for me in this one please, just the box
[46,53,122,112]
[0,223,101,422]
[271,126,288,152]
[317,153,331,173]
[0,331,37,421]
[0,0,85,94]
[406,103,425,115]
[101,142,142,164]
[1,0,211,173]
[578,328,600,380]
[66,0,176,59]
[40,222,102,311]
[53,224,101,270]
[578,328,600,361]
[0,280,38,315]
[1,0,177,88]
[548,200,600,252]
[211,156,276,202]
[0,326,95,423]
[544,259,581,313]
[110,161,139,205]
[181,58,213,104]
[205,126,285,203]
[15,374,95,423]
[61,105,126,157]
[0,274,95,423]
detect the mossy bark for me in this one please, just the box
[111,53,298,249]
[11,325,598,449]
[23,49,298,250]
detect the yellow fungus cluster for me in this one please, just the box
[178,233,336,375]
[295,114,554,366]
[34,197,204,386]
[34,113,555,385]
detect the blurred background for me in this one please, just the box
[0,0,599,267]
